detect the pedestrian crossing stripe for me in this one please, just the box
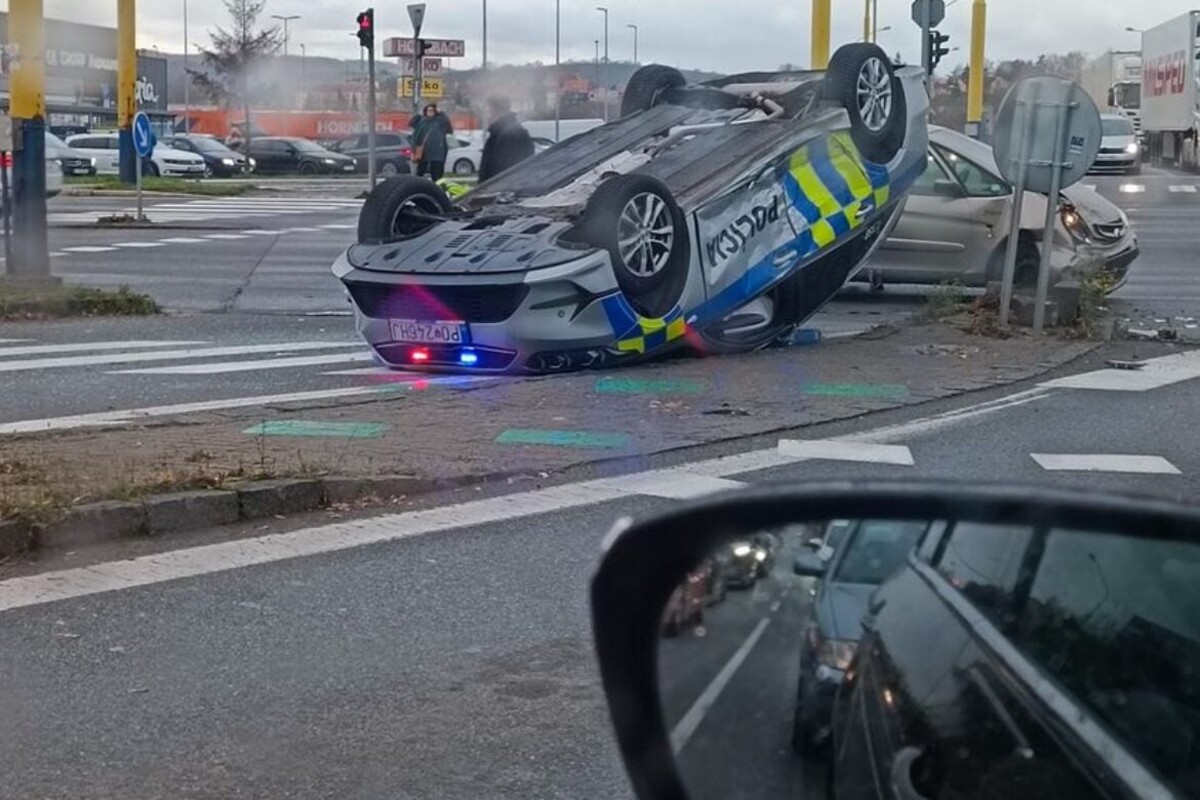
[1169,185,1199,193]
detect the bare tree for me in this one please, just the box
[189,0,281,145]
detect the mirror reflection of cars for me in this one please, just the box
[245,137,356,175]
[327,132,413,178]
[863,126,1139,292]
[45,132,96,177]
[66,133,207,177]
[661,559,722,637]
[791,519,929,755]
[1090,113,1141,175]
[725,539,771,588]
[162,134,252,177]
[832,519,1200,800]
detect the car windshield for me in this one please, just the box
[1102,117,1136,136]
[287,139,329,154]
[833,521,928,584]
[186,137,233,154]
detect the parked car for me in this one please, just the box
[862,126,1139,291]
[246,137,356,176]
[448,138,483,176]
[327,132,413,177]
[791,519,929,755]
[45,132,96,177]
[161,134,253,177]
[725,539,767,589]
[0,149,63,199]
[1091,113,1142,175]
[831,519,1200,800]
[335,44,929,374]
[65,133,207,177]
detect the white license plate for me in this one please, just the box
[343,165,355,171]
[390,319,467,345]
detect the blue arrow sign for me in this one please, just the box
[132,112,153,158]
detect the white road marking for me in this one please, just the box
[282,226,323,233]
[1169,185,1199,193]
[61,246,117,253]
[112,241,164,248]
[0,384,1055,609]
[0,340,207,358]
[595,473,746,500]
[0,339,34,344]
[1119,184,1146,193]
[670,617,771,754]
[1083,184,1098,191]
[0,341,361,373]
[778,439,915,465]
[1040,349,1200,392]
[203,233,250,240]
[240,229,280,235]
[770,600,781,613]
[157,237,208,244]
[320,224,355,230]
[111,351,374,375]
[1030,454,1181,475]
[322,366,403,376]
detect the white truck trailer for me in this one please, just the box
[1140,11,1200,169]
[1081,50,1143,136]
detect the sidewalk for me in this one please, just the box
[0,324,1097,539]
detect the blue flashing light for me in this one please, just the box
[459,350,479,366]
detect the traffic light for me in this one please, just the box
[356,9,374,50]
[929,29,951,71]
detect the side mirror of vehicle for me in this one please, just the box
[933,179,962,198]
[590,482,1200,800]
[793,552,827,577]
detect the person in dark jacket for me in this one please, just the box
[409,103,454,181]
[478,97,535,182]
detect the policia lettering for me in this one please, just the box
[705,195,783,268]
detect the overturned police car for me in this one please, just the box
[332,43,929,373]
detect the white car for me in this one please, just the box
[66,133,207,178]
[0,150,63,199]
[448,135,553,176]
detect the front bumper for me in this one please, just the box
[1090,154,1139,173]
[334,247,636,374]
[161,164,206,177]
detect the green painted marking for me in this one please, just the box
[244,421,389,439]
[496,429,631,449]
[594,378,707,395]
[801,383,909,399]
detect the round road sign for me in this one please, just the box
[992,76,1101,194]
[132,111,154,158]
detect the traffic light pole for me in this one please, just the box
[367,41,377,188]
[8,0,50,281]
[921,2,932,76]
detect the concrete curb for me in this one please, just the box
[0,474,469,559]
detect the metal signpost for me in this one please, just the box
[992,77,1101,331]
[132,111,153,222]
[0,112,12,269]
[912,0,945,74]
[408,4,427,114]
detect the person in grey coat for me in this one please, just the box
[409,103,454,181]
[479,97,535,182]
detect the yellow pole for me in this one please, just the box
[967,0,987,136]
[863,0,871,42]
[117,0,138,182]
[812,0,831,68]
[8,0,50,278]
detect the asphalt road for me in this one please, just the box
[4,353,1200,799]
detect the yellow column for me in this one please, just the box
[117,0,138,182]
[9,0,45,120]
[812,0,831,68]
[967,0,987,135]
[863,0,871,42]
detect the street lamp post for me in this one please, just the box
[627,24,638,64]
[299,43,306,106]
[183,0,189,132]
[482,0,488,71]
[555,0,561,142]
[271,14,300,60]
[596,7,609,122]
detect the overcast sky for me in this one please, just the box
[16,0,1187,72]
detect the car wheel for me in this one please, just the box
[203,165,214,178]
[791,699,821,757]
[380,160,403,178]
[453,158,475,176]
[580,173,688,303]
[621,64,686,118]
[357,175,453,243]
[299,161,318,176]
[1013,240,1042,289]
[145,161,160,178]
[824,43,907,164]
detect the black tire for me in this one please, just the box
[145,161,160,178]
[1014,239,1042,289]
[203,165,214,179]
[298,161,318,176]
[791,704,817,756]
[824,43,906,164]
[453,158,475,176]
[357,175,453,243]
[621,65,686,118]
[580,174,689,303]
[380,160,407,178]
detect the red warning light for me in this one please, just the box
[410,348,430,363]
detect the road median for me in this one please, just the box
[0,324,1101,558]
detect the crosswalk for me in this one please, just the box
[49,197,364,225]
